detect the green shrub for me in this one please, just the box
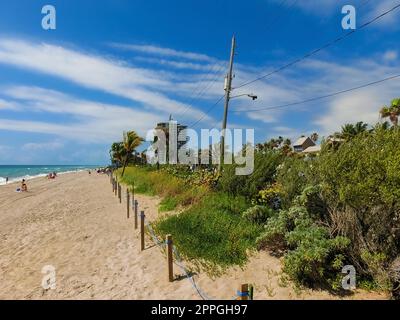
[218,150,283,199]
[155,193,262,271]
[256,205,309,251]
[315,128,400,286]
[276,157,314,208]
[283,229,350,289]
[242,205,276,225]
[257,187,351,289]
[253,183,283,209]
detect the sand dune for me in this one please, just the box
[0,172,387,300]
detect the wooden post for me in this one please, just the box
[112,179,115,193]
[118,184,121,203]
[249,284,254,300]
[126,189,130,219]
[114,180,117,196]
[134,200,138,229]
[132,182,135,208]
[166,235,174,282]
[140,211,145,251]
[237,284,249,301]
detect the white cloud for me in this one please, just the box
[273,0,400,28]
[110,43,215,62]
[383,50,398,62]
[366,0,400,28]
[0,98,19,110]
[0,38,213,122]
[133,56,222,72]
[314,90,384,135]
[1,36,399,147]
[22,141,63,151]
[0,86,166,143]
[227,50,400,136]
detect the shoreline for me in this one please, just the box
[0,167,102,187]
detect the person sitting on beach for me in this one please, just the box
[21,179,27,192]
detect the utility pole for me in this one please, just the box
[219,35,236,172]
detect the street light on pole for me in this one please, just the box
[219,36,258,172]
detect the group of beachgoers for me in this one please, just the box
[8,168,110,193]
[13,172,57,192]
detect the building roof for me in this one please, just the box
[302,145,321,154]
[293,137,314,147]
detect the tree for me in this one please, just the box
[256,136,290,152]
[121,131,144,177]
[380,98,400,127]
[310,132,319,143]
[336,122,368,141]
[354,121,368,135]
[110,142,125,167]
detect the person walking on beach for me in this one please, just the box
[5,177,8,184]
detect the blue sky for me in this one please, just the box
[0,0,399,165]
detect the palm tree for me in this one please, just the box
[310,132,319,143]
[282,138,292,155]
[340,123,356,141]
[380,98,400,127]
[373,121,390,132]
[353,121,368,135]
[121,131,144,177]
[337,122,367,141]
[110,142,125,167]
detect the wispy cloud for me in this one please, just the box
[274,0,400,27]
[228,51,400,135]
[383,49,398,62]
[0,36,398,146]
[0,86,165,142]
[0,38,213,121]
[22,141,63,151]
[133,56,223,72]
[110,43,215,62]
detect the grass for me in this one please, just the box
[155,192,262,271]
[118,166,262,272]
[159,196,178,212]
[119,166,208,206]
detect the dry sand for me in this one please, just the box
[0,172,388,300]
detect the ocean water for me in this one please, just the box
[0,165,101,185]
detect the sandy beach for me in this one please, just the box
[0,172,387,300]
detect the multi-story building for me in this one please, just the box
[154,116,188,163]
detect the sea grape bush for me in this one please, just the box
[255,187,351,290]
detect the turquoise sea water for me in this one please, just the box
[0,165,101,185]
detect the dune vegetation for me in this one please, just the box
[112,99,400,297]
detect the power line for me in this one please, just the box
[174,61,227,119]
[186,2,299,130]
[232,74,400,113]
[235,2,400,90]
[178,61,227,119]
[187,95,225,129]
